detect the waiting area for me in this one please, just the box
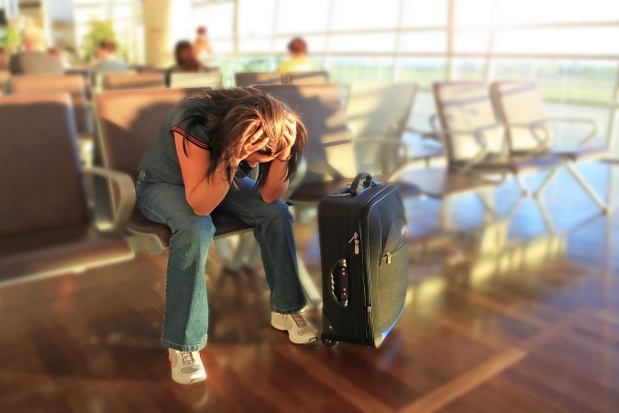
[0,0,618,412]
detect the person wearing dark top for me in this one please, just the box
[165,40,208,86]
[136,88,317,384]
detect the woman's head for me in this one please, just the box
[174,40,199,68]
[176,88,307,188]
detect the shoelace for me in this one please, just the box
[291,312,308,329]
[180,351,196,366]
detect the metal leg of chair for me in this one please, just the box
[515,174,530,196]
[243,239,262,269]
[297,252,322,308]
[214,238,232,267]
[565,162,608,213]
[227,232,254,272]
[504,195,525,222]
[534,195,556,234]
[608,163,616,213]
[475,190,499,222]
[533,167,559,198]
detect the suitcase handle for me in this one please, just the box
[350,172,376,196]
[329,259,349,307]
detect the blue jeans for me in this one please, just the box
[136,175,306,351]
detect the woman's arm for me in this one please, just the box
[260,115,297,203]
[175,127,269,215]
[174,132,231,216]
[261,160,290,203]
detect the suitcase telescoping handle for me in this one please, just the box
[350,172,377,196]
[329,258,349,307]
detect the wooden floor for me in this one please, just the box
[1,162,618,413]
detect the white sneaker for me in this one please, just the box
[168,349,207,385]
[271,311,319,344]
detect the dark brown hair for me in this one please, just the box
[288,37,308,54]
[174,40,199,69]
[99,38,116,52]
[175,88,307,188]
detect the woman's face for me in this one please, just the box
[179,47,197,65]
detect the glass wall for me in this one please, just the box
[178,0,619,156]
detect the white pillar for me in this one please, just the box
[143,0,192,68]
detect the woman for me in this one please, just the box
[166,40,208,84]
[136,88,317,385]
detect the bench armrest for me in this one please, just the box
[415,123,505,172]
[511,117,599,152]
[83,166,136,232]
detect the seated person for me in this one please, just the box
[136,88,318,385]
[166,40,209,86]
[90,39,129,73]
[278,37,318,76]
[8,26,64,75]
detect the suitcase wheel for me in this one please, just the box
[321,333,338,347]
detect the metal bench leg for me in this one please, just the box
[533,167,559,198]
[565,163,608,213]
[226,232,254,272]
[534,195,556,234]
[243,240,324,308]
[214,238,232,267]
[475,190,499,222]
[297,252,323,308]
[243,239,262,269]
[515,174,530,196]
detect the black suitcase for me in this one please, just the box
[318,173,409,348]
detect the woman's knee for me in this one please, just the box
[263,200,294,226]
[172,214,216,246]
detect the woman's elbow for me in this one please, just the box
[187,198,214,216]
[191,206,213,216]
[260,193,280,204]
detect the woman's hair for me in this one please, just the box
[174,40,195,67]
[175,88,307,188]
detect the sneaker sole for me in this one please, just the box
[171,370,207,385]
[271,322,318,345]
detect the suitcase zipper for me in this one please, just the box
[348,232,360,255]
[382,236,407,265]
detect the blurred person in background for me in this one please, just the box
[8,25,64,75]
[166,40,209,86]
[136,88,317,384]
[90,39,128,73]
[194,26,212,60]
[278,37,317,76]
[0,47,7,70]
[47,47,70,69]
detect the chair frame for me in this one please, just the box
[491,80,611,213]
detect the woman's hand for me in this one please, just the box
[236,127,269,164]
[277,114,297,161]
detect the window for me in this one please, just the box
[496,0,619,25]
[401,0,448,28]
[330,0,400,31]
[275,0,330,34]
